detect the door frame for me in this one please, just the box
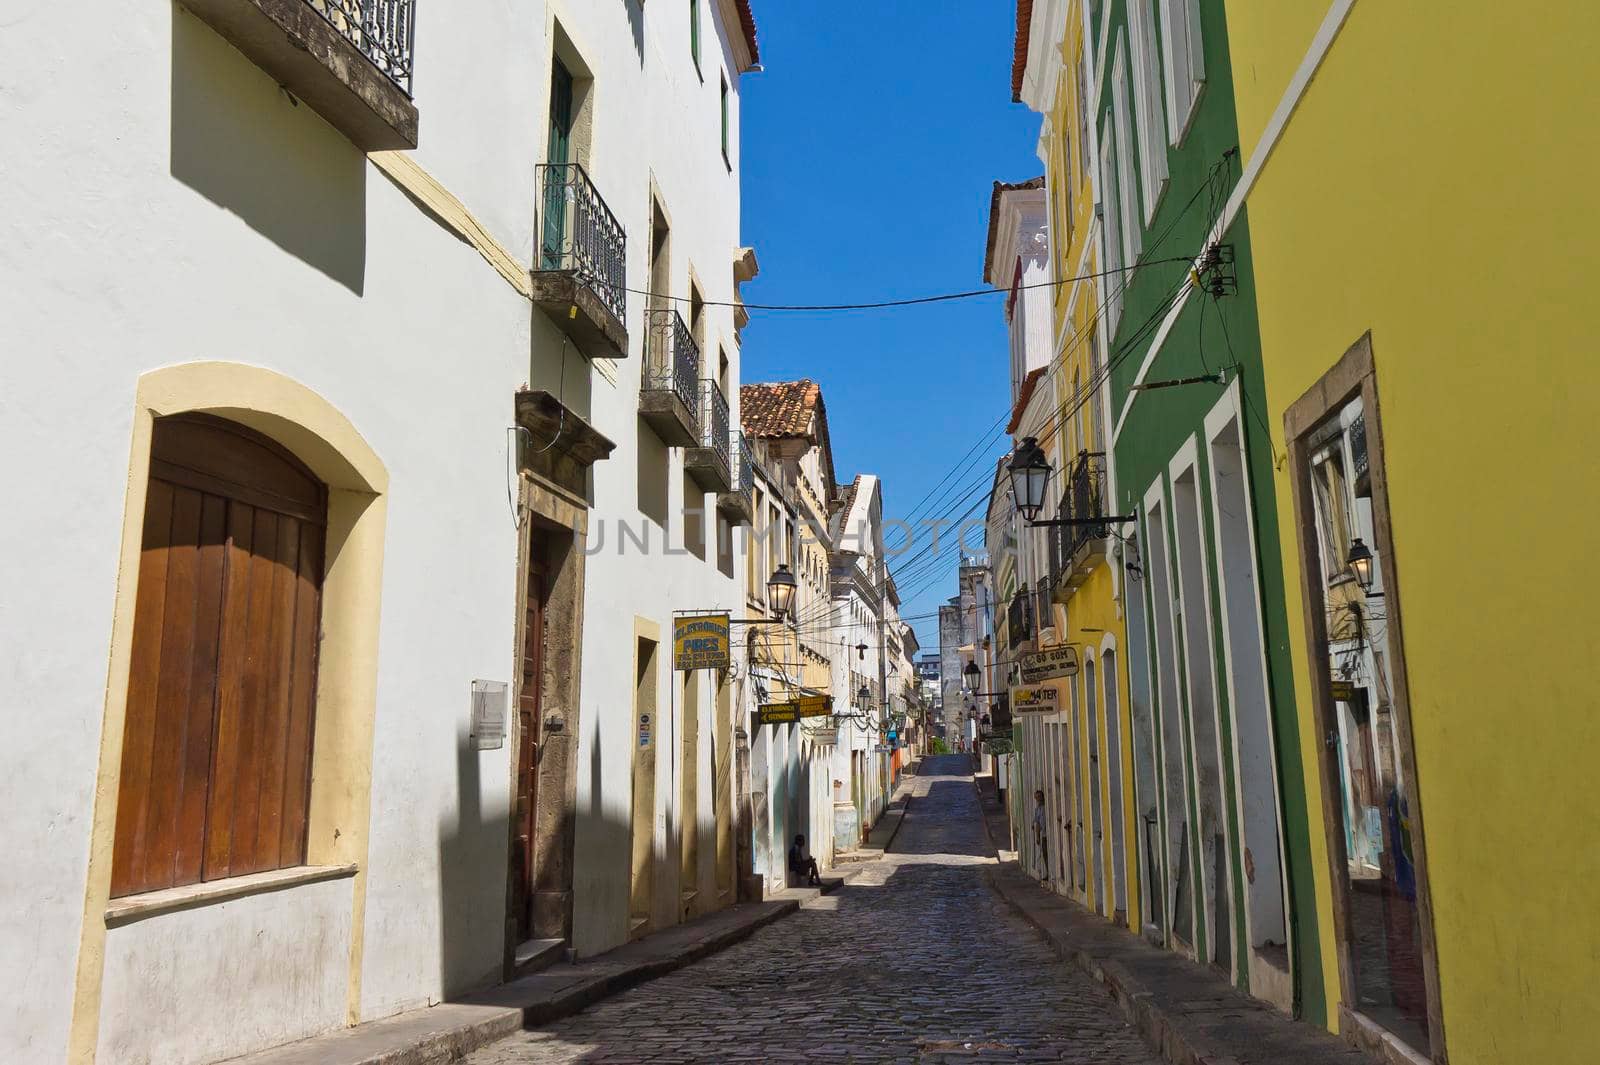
[1283,332,1445,1062]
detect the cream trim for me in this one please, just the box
[69,363,389,1062]
[369,151,533,300]
[104,865,359,927]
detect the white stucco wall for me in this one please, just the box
[98,878,353,1065]
[2,0,751,1059]
[546,0,747,958]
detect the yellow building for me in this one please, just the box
[1010,0,1141,933]
[1224,3,1600,1062]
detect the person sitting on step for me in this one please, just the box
[788,834,821,887]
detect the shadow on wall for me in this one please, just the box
[170,7,367,294]
[438,732,511,998]
[636,418,669,527]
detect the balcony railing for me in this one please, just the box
[701,383,731,469]
[639,308,701,447]
[1007,588,1033,650]
[308,0,416,95]
[537,163,627,324]
[1051,451,1111,576]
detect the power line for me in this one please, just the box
[626,258,1193,314]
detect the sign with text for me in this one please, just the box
[755,694,833,727]
[673,613,731,670]
[1018,644,1080,684]
[1010,684,1061,714]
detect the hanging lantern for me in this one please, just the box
[1007,437,1051,522]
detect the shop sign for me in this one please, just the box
[1330,680,1357,702]
[1018,644,1080,684]
[809,727,839,746]
[1011,684,1061,714]
[755,694,833,727]
[637,711,654,749]
[673,613,731,670]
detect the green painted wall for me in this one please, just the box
[1093,0,1326,1025]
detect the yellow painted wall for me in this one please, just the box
[1227,3,1600,1060]
[1031,0,1139,933]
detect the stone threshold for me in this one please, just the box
[220,899,801,1065]
[973,773,1377,1065]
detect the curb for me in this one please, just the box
[227,901,800,1065]
[972,778,1365,1065]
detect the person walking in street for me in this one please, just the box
[1032,790,1048,879]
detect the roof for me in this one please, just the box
[1011,0,1034,103]
[1006,366,1046,435]
[740,378,838,501]
[736,0,761,66]
[741,379,819,437]
[982,176,1046,285]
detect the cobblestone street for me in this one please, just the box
[466,756,1159,1064]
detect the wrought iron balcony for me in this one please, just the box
[1034,579,1054,635]
[1007,588,1034,651]
[532,163,629,360]
[639,308,701,447]
[686,382,733,493]
[717,431,755,525]
[1050,451,1112,597]
[308,0,414,94]
[177,0,419,149]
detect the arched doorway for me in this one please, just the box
[111,414,327,896]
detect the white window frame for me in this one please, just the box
[1127,0,1170,224]
[1159,0,1206,147]
[1098,116,1123,339]
[1112,37,1142,279]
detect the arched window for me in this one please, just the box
[111,414,327,897]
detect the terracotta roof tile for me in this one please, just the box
[1006,366,1046,435]
[740,379,819,437]
[736,0,761,67]
[1012,0,1034,103]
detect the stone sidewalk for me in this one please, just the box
[225,769,923,1065]
[973,773,1374,1065]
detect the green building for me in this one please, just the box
[1090,0,1325,1023]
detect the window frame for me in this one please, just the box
[1159,0,1206,147]
[1127,0,1170,225]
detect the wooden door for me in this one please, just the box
[514,540,547,942]
[112,414,325,897]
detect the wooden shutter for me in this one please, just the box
[111,415,326,898]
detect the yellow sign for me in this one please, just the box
[673,613,731,670]
[1011,684,1061,714]
[755,694,833,726]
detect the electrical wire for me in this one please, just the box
[626,258,1193,314]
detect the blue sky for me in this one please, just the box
[739,4,1042,654]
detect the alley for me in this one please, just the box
[465,756,1159,1063]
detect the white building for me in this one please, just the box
[739,379,843,885]
[1,1,762,1061]
[828,474,898,850]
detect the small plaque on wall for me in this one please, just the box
[471,680,507,751]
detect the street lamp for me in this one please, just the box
[855,641,868,661]
[1345,538,1379,594]
[1007,437,1051,522]
[962,660,980,694]
[856,683,872,708]
[766,563,797,620]
[1009,439,1139,529]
